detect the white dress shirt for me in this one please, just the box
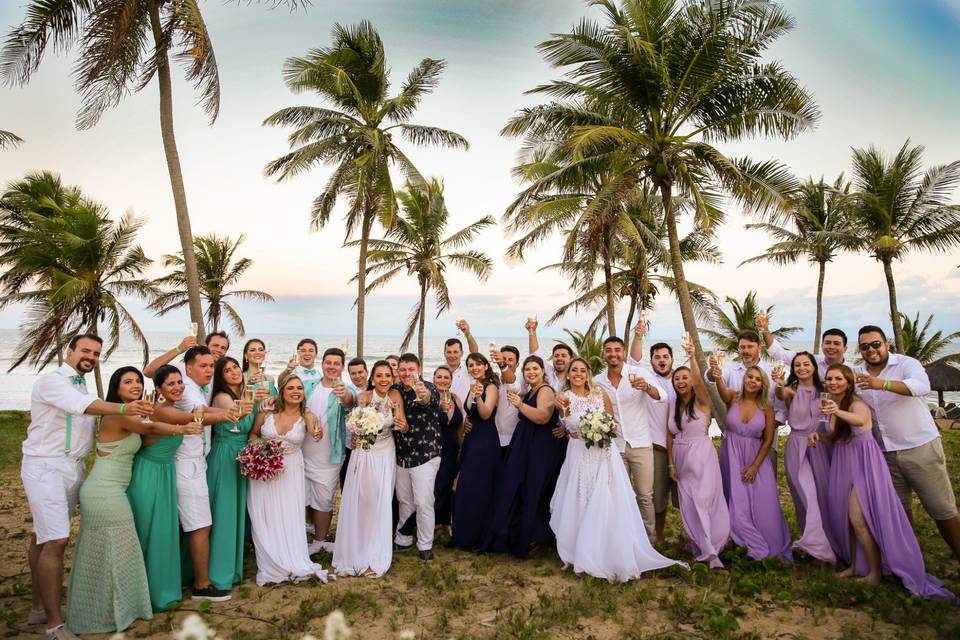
[593,363,666,449]
[495,378,521,447]
[22,365,99,460]
[294,364,325,398]
[855,353,938,452]
[450,363,472,405]
[767,339,856,381]
[531,348,561,390]
[174,374,212,459]
[648,372,676,449]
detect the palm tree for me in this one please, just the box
[541,189,720,336]
[0,130,22,148]
[351,178,493,362]
[741,176,859,353]
[263,21,468,357]
[701,291,800,357]
[151,233,275,336]
[561,328,605,375]
[849,140,960,352]
[0,178,156,395]
[898,312,960,368]
[1,0,303,342]
[508,0,818,387]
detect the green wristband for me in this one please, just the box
[119,403,126,416]
[883,380,892,392]
[175,346,182,355]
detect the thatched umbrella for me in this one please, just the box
[926,362,960,408]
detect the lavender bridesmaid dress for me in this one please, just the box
[784,387,836,563]
[669,403,730,569]
[827,424,955,600]
[721,402,793,562]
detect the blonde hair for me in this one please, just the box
[273,372,307,416]
[561,357,596,394]
[737,365,771,411]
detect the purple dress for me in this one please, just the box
[721,402,793,562]
[827,423,955,600]
[669,402,730,569]
[784,387,836,563]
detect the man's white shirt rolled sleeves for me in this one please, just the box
[174,375,212,459]
[593,364,667,449]
[450,365,472,406]
[22,365,99,460]
[856,353,939,452]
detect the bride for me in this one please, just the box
[550,358,686,582]
[332,360,408,578]
[247,373,331,585]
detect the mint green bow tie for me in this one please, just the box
[302,368,319,376]
[71,375,85,385]
[200,385,209,393]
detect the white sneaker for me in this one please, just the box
[308,540,325,555]
[320,541,335,553]
[305,522,315,535]
[45,625,79,640]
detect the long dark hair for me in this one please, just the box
[212,356,243,401]
[786,351,823,392]
[241,338,266,372]
[465,353,500,388]
[106,366,144,403]
[826,364,858,442]
[671,366,696,430]
[367,360,393,391]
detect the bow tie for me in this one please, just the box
[71,375,86,385]
[302,368,318,376]
[200,384,210,393]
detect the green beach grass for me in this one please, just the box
[0,410,958,639]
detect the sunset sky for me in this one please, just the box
[1,0,959,340]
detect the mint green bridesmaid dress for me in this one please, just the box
[127,434,183,611]
[66,433,153,633]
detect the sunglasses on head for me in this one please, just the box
[858,340,884,351]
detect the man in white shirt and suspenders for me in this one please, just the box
[21,334,152,639]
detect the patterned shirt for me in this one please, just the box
[392,380,442,468]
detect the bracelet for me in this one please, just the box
[883,380,892,392]
[667,463,674,469]
[119,403,126,416]
[175,346,182,355]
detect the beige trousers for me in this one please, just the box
[621,443,655,539]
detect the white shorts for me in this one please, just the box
[175,457,212,532]
[21,456,85,544]
[304,462,341,512]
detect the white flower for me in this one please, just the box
[174,614,221,640]
[324,610,353,640]
[399,631,416,640]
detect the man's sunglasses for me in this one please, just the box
[858,340,884,351]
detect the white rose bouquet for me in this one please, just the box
[347,406,385,450]
[578,409,617,449]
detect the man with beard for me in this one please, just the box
[629,323,679,545]
[144,331,230,379]
[526,319,572,389]
[855,325,960,562]
[756,315,854,377]
[22,335,152,639]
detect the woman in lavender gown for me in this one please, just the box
[668,343,730,569]
[712,361,792,563]
[813,365,954,599]
[773,353,837,563]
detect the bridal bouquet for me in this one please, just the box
[236,439,285,481]
[579,409,617,449]
[347,406,385,450]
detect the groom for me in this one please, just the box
[393,353,443,560]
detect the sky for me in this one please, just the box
[1,0,959,341]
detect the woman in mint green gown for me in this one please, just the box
[68,367,198,632]
[127,365,204,612]
[207,356,257,590]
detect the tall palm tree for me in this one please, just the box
[1,1,303,342]
[508,0,818,387]
[741,176,859,353]
[0,180,156,394]
[849,140,960,352]
[151,233,274,336]
[351,178,493,362]
[263,21,468,357]
[0,130,22,148]
[701,291,800,357]
[540,188,720,336]
[898,312,960,368]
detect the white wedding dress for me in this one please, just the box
[550,392,687,582]
[332,391,396,577]
[247,414,331,585]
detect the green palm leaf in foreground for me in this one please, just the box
[151,234,274,337]
[898,312,960,368]
[263,21,468,357]
[0,130,23,148]
[350,178,493,362]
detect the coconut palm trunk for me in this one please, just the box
[882,258,904,352]
[623,294,637,343]
[355,212,375,358]
[602,247,616,336]
[417,276,428,363]
[147,0,205,342]
[660,184,725,419]
[814,260,826,354]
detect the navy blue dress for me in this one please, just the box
[450,389,500,550]
[481,385,567,557]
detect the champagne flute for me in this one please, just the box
[142,389,156,423]
[715,349,727,368]
[192,407,204,425]
[639,310,650,332]
[341,340,349,355]
[243,386,254,404]
[391,399,401,431]
[229,399,242,433]
[818,391,831,428]
[189,322,199,337]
